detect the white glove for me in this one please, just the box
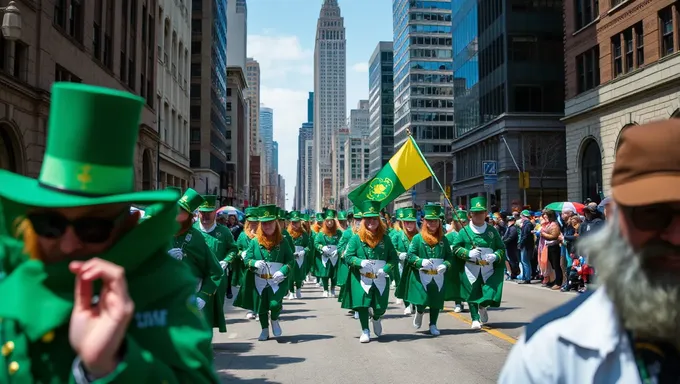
[360,259,372,268]
[331,250,338,258]
[240,251,247,259]
[254,260,266,270]
[322,245,331,254]
[376,268,387,278]
[437,264,447,274]
[484,254,497,264]
[398,252,407,261]
[196,297,206,310]
[167,248,184,260]
[298,250,306,258]
[272,271,285,283]
[421,258,433,268]
[219,260,228,270]
[468,248,482,261]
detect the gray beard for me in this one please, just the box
[579,214,680,346]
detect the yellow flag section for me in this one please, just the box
[348,136,433,210]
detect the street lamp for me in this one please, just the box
[1,1,21,41]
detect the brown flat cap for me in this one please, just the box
[612,119,680,206]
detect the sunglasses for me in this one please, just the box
[27,210,127,244]
[620,204,680,232]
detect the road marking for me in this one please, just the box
[228,333,238,339]
[444,307,517,345]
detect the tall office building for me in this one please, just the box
[189,0,229,197]
[245,58,261,204]
[338,136,370,209]
[304,139,314,210]
[295,122,313,210]
[227,0,247,69]
[272,141,279,175]
[313,0,346,210]
[392,0,454,209]
[368,41,395,176]
[259,106,275,203]
[307,91,314,123]
[450,0,566,209]
[348,100,370,136]
[331,126,350,207]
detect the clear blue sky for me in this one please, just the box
[247,0,393,210]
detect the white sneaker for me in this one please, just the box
[395,298,403,305]
[353,311,360,320]
[429,324,440,336]
[471,320,482,330]
[404,304,414,315]
[479,306,489,323]
[453,304,462,313]
[258,328,270,341]
[316,282,321,288]
[287,292,295,300]
[322,290,329,298]
[271,320,282,337]
[330,288,336,297]
[413,312,423,329]
[359,329,371,343]
[390,281,396,288]
[372,318,383,337]
[295,289,302,299]
[245,311,256,320]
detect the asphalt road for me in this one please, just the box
[213,281,577,383]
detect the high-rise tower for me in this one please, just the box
[313,0,346,210]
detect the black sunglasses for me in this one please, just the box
[27,210,127,244]
[620,203,680,232]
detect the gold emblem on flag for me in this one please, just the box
[366,178,394,201]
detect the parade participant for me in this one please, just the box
[235,207,260,320]
[278,208,295,254]
[447,210,468,313]
[314,209,343,297]
[392,208,403,235]
[451,197,506,329]
[286,211,311,299]
[234,205,294,341]
[394,208,419,314]
[194,194,238,326]
[336,206,362,315]
[301,213,316,278]
[170,188,226,333]
[341,200,398,343]
[311,213,323,233]
[0,83,218,382]
[337,210,348,230]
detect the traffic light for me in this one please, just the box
[519,172,530,189]
[445,185,451,198]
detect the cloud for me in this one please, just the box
[247,34,314,86]
[351,62,369,73]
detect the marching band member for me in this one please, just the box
[394,207,420,314]
[235,207,261,320]
[314,209,343,297]
[287,211,311,299]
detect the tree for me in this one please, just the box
[522,132,565,208]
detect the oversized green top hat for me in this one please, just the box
[360,200,381,218]
[423,204,442,220]
[277,208,287,220]
[0,83,179,207]
[315,213,323,221]
[245,207,259,221]
[400,208,418,222]
[352,206,363,219]
[456,210,469,221]
[395,208,403,220]
[198,195,217,212]
[259,205,278,222]
[324,209,337,220]
[470,196,487,212]
[178,188,204,213]
[337,210,347,220]
[289,211,302,221]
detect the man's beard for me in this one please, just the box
[580,213,680,344]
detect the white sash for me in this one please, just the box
[322,245,338,267]
[418,258,445,292]
[195,278,202,293]
[358,260,387,295]
[294,246,304,268]
[464,247,495,285]
[254,262,284,295]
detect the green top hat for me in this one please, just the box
[277,208,287,220]
[470,196,487,212]
[337,210,347,220]
[302,213,310,221]
[351,206,363,219]
[315,213,323,221]
[289,211,302,221]
[0,83,179,207]
[400,208,417,222]
[423,204,442,220]
[258,205,278,222]
[178,188,204,213]
[245,207,259,221]
[360,200,381,218]
[456,210,469,221]
[198,195,217,212]
[324,209,337,220]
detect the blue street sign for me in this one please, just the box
[411,188,416,197]
[483,160,497,186]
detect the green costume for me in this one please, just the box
[193,195,237,333]
[313,210,343,296]
[233,205,295,340]
[450,197,506,325]
[335,206,362,302]
[393,208,418,309]
[301,213,315,276]
[0,83,218,382]
[234,207,260,286]
[286,211,311,296]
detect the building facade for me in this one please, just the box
[392,0,454,209]
[307,91,314,123]
[259,105,275,203]
[295,122,313,210]
[348,100,370,136]
[245,58,261,204]
[189,0,229,198]
[226,0,247,70]
[304,139,314,210]
[338,135,370,209]
[225,66,248,207]
[331,126,350,208]
[313,0,346,210]
[564,0,680,203]
[157,0,192,190]
[450,0,566,210]
[368,41,395,176]
[0,0,159,190]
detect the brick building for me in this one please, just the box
[0,0,159,189]
[564,0,680,203]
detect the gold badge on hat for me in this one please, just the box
[77,164,93,190]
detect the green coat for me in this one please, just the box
[193,223,237,333]
[233,238,295,313]
[340,235,397,310]
[398,234,454,310]
[392,230,413,293]
[289,231,311,284]
[444,231,460,301]
[450,224,506,307]
[335,228,355,290]
[0,217,218,383]
[304,231,316,275]
[313,230,343,279]
[235,231,254,285]
[172,227,225,329]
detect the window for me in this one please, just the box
[93,0,102,60]
[611,0,626,6]
[636,23,644,66]
[55,64,81,83]
[509,36,538,61]
[191,20,202,35]
[54,0,66,28]
[68,0,84,43]
[190,84,200,98]
[13,41,27,81]
[191,41,201,54]
[576,46,600,94]
[574,0,599,30]
[659,7,674,57]
[513,85,543,112]
[226,102,232,111]
[191,128,200,143]
[190,105,200,120]
[612,35,623,77]
[191,63,201,76]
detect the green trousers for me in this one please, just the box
[356,307,386,330]
[415,305,440,326]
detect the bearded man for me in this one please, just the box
[286,211,311,299]
[394,207,419,314]
[499,120,680,383]
[314,209,343,297]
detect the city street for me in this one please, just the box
[213,281,576,383]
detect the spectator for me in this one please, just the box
[517,210,535,284]
[502,216,519,279]
[539,209,561,290]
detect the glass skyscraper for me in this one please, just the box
[368,41,395,176]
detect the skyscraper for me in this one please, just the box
[246,58,261,204]
[313,0,346,210]
[296,122,313,210]
[348,100,370,136]
[307,91,314,123]
[259,106,275,203]
[226,0,247,69]
[392,0,453,208]
[368,41,395,176]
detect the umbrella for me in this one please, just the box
[216,206,244,221]
[544,202,585,214]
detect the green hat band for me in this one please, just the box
[39,153,133,195]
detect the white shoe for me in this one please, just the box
[316,282,321,288]
[372,319,383,337]
[271,320,282,337]
[353,311,360,320]
[245,311,256,320]
[479,306,489,323]
[413,312,423,329]
[322,290,329,298]
[287,292,295,300]
[368,307,374,317]
[429,324,440,336]
[390,281,396,288]
[295,289,302,299]
[359,329,371,343]
[471,320,482,330]
[395,298,403,305]
[330,288,336,298]
[453,304,462,313]
[403,305,413,315]
[258,328,270,341]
